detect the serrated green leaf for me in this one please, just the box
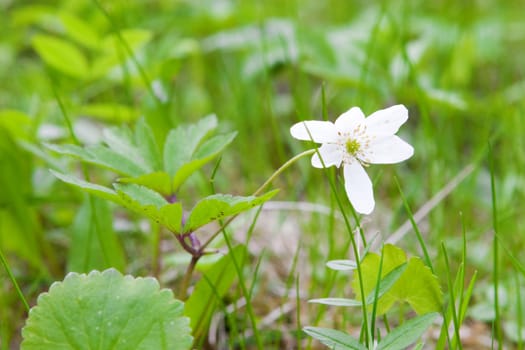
[163,114,218,178]
[171,131,237,191]
[185,245,246,339]
[114,183,167,208]
[46,143,147,177]
[103,127,152,172]
[68,196,126,272]
[308,298,362,307]
[376,313,438,350]
[50,170,124,205]
[114,183,182,232]
[351,245,442,315]
[32,34,88,79]
[184,190,278,232]
[302,327,366,350]
[21,269,192,350]
[134,118,162,171]
[119,172,172,196]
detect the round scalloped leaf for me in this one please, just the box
[21,269,192,350]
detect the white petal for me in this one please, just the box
[335,107,366,133]
[290,121,337,143]
[311,143,343,168]
[364,135,414,164]
[343,162,374,215]
[365,104,408,136]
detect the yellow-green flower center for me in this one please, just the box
[346,139,361,156]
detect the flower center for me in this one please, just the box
[345,139,361,156]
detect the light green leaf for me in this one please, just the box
[77,103,139,123]
[184,190,278,232]
[302,327,366,350]
[68,196,126,272]
[0,109,32,139]
[21,269,192,350]
[163,114,218,178]
[32,34,88,79]
[351,245,442,315]
[376,313,438,350]
[185,245,246,339]
[101,29,153,55]
[171,131,237,192]
[50,170,123,205]
[59,13,100,50]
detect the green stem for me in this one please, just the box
[199,149,315,250]
[0,247,29,312]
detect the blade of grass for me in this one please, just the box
[441,242,463,350]
[488,141,502,349]
[394,176,433,272]
[0,247,29,312]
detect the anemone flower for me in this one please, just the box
[290,105,414,214]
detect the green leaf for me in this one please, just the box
[68,196,126,272]
[163,114,218,178]
[77,103,139,123]
[351,245,443,315]
[114,183,182,232]
[21,269,193,350]
[103,126,152,172]
[185,245,246,339]
[376,313,438,350]
[171,131,237,192]
[302,327,366,350]
[50,170,124,206]
[134,118,162,171]
[184,190,278,232]
[32,34,88,79]
[119,172,172,196]
[59,13,100,50]
[45,143,147,177]
[0,109,32,139]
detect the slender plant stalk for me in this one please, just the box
[489,142,502,349]
[199,149,315,251]
[394,176,434,272]
[442,243,463,350]
[91,0,161,107]
[0,247,29,312]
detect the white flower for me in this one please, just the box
[290,104,414,214]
